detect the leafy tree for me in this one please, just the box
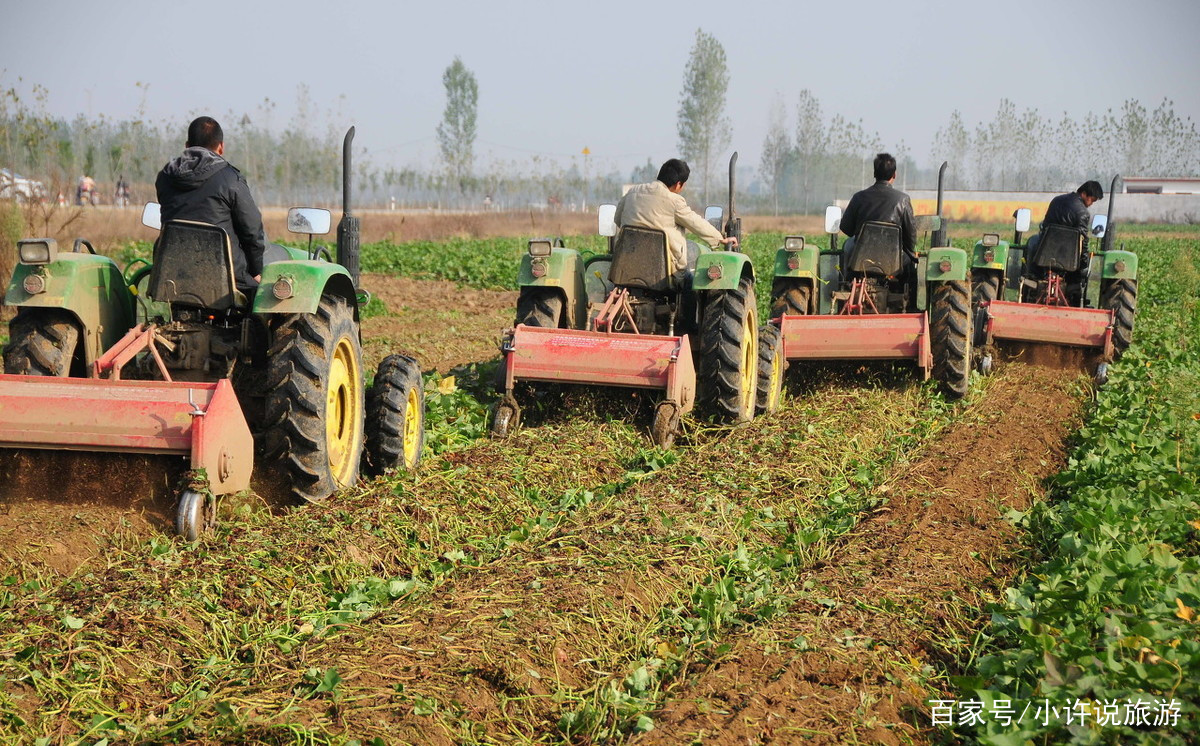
[436,56,478,196]
[677,29,731,205]
[759,95,791,215]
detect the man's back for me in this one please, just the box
[156,146,265,290]
[841,181,916,255]
[1042,191,1090,235]
[614,180,723,272]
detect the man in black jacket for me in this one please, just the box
[155,116,266,293]
[840,153,917,272]
[1029,180,1104,256]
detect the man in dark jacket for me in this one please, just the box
[840,153,917,272]
[155,116,266,293]
[1029,180,1103,255]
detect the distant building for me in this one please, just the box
[1123,177,1200,195]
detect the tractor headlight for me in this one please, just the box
[786,255,800,270]
[272,276,295,300]
[528,239,552,257]
[983,249,995,263]
[531,258,547,278]
[1114,260,1127,273]
[981,233,999,247]
[18,238,56,265]
[783,236,805,251]
[22,272,46,294]
[938,259,952,273]
[706,264,723,280]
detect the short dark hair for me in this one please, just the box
[1077,180,1104,201]
[873,153,897,181]
[186,116,224,150]
[656,159,690,187]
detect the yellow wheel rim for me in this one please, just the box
[739,307,757,415]
[769,336,783,410]
[401,385,422,468]
[326,336,362,486]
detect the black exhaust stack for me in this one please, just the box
[1102,174,1121,253]
[725,152,742,248]
[931,161,948,248]
[336,126,361,289]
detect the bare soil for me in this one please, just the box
[359,272,516,374]
[640,365,1086,745]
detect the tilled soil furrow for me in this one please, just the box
[641,364,1086,746]
[216,384,938,742]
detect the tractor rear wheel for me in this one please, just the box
[971,272,1001,309]
[363,354,425,476]
[515,288,563,328]
[264,294,365,502]
[697,275,757,423]
[770,280,810,319]
[930,280,971,399]
[755,323,784,415]
[1101,279,1137,356]
[3,310,81,376]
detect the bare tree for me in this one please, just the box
[437,56,478,196]
[677,29,731,205]
[759,95,791,215]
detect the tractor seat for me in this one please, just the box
[609,225,674,293]
[148,220,248,310]
[847,221,903,277]
[1031,224,1084,273]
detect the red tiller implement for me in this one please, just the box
[0,324,253,496]
[980,300,1115,356]
[778,312,932,378]
[500,324,696,412]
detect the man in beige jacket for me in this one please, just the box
[614,159,739,278]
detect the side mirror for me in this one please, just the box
[704,205,724,233]
[141,202,162,230]
[1091,214,1108,237]
[597,203,617,237]
[1013,208,1031,233]
[287,207,332,235]
[824,205,842,235]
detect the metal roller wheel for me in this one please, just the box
[175,490,214,541]
[490,395,521,439]
[651,401,681,448]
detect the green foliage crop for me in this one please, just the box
[958,236,1200,744]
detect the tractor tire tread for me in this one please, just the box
[363,354,425,475]
[930,280,971,399]
[3,310,80,377]
[697,274,756,422]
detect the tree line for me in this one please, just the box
[3,43,1198,214]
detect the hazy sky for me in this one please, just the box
[3,0,1199,179]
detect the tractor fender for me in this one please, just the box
[254,260,358,318]
[4,253,135,365]
[925,247,969,282]
[771,246,820,280]
[692,250,754,291]
[1100,249,1138,280]
[517,248,586,328]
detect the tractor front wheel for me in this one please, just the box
[515,288,563,328]
[264,295,365,502]
[755,323,784,415]
[930,280,971,399]
[1101,279,1137,356]
[3,309,81,376]
[697,275,758,423]
[363,354,425,476]
[769,279,810,319]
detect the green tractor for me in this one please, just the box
[970,175,1136,383]
[767,161,972,398]
[494,153,767,446]
[0,127,424,538]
